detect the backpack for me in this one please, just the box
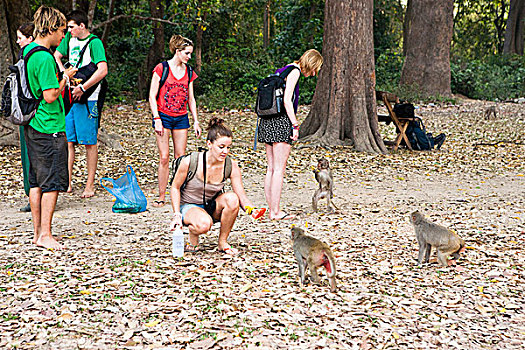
[156,62,193,100]
[255,65,299,119]
[393,103,415,118]
[405,117,435,150]
[168,151,232,190]
[0,46,50,125]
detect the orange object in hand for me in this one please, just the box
[251,207,266,220]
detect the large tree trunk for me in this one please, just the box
[503,0,525,55]
[400,0,453,97]
[300,0,386,154]
[87,0,97,29]
[137,0,165,99]
[195,0,208,74]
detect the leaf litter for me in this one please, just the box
[0,99,524,349]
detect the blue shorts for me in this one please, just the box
[180,203,205,222]
[65,102,99,145]
[152,112,190,130]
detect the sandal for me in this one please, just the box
[152,200,165,208]
[218,246,239,256]
[184,242,199,252]
[271,212,295,221]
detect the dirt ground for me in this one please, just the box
[1,99,524,349]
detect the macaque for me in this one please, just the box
[291,226,337,292]
[313,158,338,212]
[410,211,466,267]
[484,105,497,120]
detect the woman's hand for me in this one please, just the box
[154,119,164,137]
[291,128,299,141]
[194,121,202,139]
[169,212,183,230]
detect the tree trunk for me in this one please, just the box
[195,0,207,75]
[263,0,271,48]
[87,0,97,29]
[300,0,386,154]
[503,0,525,55]
[0,0,31,146]
[101,0,115,46]
[402,0,412,56]
[137,0,165,99]
[400,0,453,97]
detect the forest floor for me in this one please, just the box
[0,98,524,349]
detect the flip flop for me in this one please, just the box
[184,242,199,252]
[218,247,239,256]
[272,212,295,221]
[152,200,166,208]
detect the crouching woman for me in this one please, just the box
[169,117,257,256]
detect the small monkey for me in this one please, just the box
[410,211,466,267]
[291,226,337,292]
[313,158,338,212]
[484,105,497,120]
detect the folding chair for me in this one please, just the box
[376,91,416,151]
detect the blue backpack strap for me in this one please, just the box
[278,65,300,79]
[156,61,170,100]
[185,63,193,86]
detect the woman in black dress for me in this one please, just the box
[257,49,323,220]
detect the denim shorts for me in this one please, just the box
[65,101,99,145]
[25,126,68,193]
[180,203,219,223]
[152,112,190,130]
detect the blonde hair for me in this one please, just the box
[33,6,66,38]
[169,35,193,54]
[295,49,323,75]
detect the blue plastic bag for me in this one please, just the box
[100,165,147,213]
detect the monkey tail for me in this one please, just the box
[323,251,336,278]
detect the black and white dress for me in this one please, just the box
[257,114,293,145]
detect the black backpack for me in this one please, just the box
[405,117,435,150]
[156,62,193,100]
[255,65,299,119]
[0,46,50,125]
[168,151,232,190]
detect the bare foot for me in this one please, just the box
[270,212,296,221]
[81,189,95,198]
[66,185,73,193]
[36,235,64,250]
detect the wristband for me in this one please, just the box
[292,124,300,130]
[154,117,161,120]
[79,84,86,92]
[174,212,182,217]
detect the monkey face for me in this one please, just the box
[410,211,422,224]
[291,226,304,240]
[317,158,330,170]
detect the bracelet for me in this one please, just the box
[292,124,300,130]
[174,212,182,217]
[79,84,86,92]
[154,117,161,120]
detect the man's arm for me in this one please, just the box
[53,50,66,72]
[72,61,107,100]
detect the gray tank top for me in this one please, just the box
[180,158,225,205]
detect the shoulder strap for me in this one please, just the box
[223,156,232,181]
[75,36,97,68]
[156,61,170,100]
[185,63,193,86]
[278,65,300,79]
[23,45,53,100]
[187,151,200,183]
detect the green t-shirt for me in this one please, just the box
[24,42,65,134]
[56,32,107,67]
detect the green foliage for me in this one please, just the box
[373,0,404,60]
[375,49,404,93]
[451,54,525,100]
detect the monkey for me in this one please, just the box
[291,226,337,292]
[484,105,497,120]
[312,158,338,212]
[410,211,466,267]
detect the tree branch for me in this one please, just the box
[92,14,179,30]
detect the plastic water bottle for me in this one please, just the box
[172,226,184,258]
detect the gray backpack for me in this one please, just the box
[0,46,49,125]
